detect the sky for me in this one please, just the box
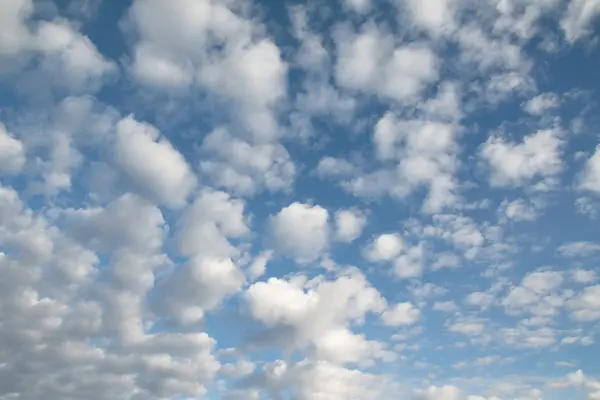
[1,0,600,399]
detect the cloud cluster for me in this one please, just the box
[1,0,600,399]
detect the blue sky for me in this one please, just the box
[1,0,600,399]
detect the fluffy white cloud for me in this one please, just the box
[561,0,600,42]
[0,0,33,55]
[568,285,600,321]
[3,0,600,398]
[334,25,438,102]
[414,385,460,400]
[316,156,357,178]
[404,0,456,36]
[113,116,196,207]
[271,202,329,263]
[572,269,597,284]
[579,146,600,193]
[466,291,495,310]
[177,188,249,258]
[245,269,387,359]
[0,122,25,173]
[0,185,222,399]
[61,193,165,255]
[200,128,295,196]
[334,208,366,243]
[394,244,425,279]
[153,257,245,326]
[523,93,559,115]
[0,1,115,93]
[502,270,565,317]
[499,198,539,222]
[343,0,372,13]
[381,302,421,326]
[558,241,600,258]
[35,21,116,91]
[347,114,460,213]
[481,128,564,188]
[126,0,287,140]
[365,233,404,262]
[247,250,273,281]
[447,317,487,337]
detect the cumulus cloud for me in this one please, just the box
[0,122,26,173]
[561,0,600,42]
[481,128,564,188]
[245,269,387,360]
[200,128,295,196]
[346,114,460,213]
[270,202,329,263]
[113,116,197,207]
[334,208,367,243]
[523,93,559,116]
[126,0,287,141]
[579,146,600,193]
[334,24,439,103]
[1,0,600,398]
[381,302,421,326]
[0,0,115,93]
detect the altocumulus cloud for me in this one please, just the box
[1,0,600,399]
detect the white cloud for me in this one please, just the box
[365,233,405,262]
[126,0,287,141]
[523,93,559,115]
[2,1,600,398]
[481,128,564,188]
[558,241,600,258]
[501,270,566,318]
[381,302,421,326]
[177,188,249,259]
[34,20,116,92]
[431,252,461,270]
[433,301,458,312]
[455,23,526,73]
[448,317,487,337]
[247,250,273,281]
[245,269,386,357]
[0,122,25,173]
[405,0,456,36]
[579,146,600,193]
[394,244,425,279]
[0,186,222,399]
[271,203,329,263]
[561,0,600,42]
[466,291,495,309]
[316,156,357,179]
[61,193,165,255]
[414,385,460,400]
[200,128,295,196]
[569,285,600,321]
[113,116,196,207]
[334,25,438,103]
[153,256,246,326]
[422,81,462,121]
[287,360,394,400]
[500,198,539,222]
[0,0,33,55]
[334,209,366,243]
[0,0,115,93]
[349,115,460,213]
[343,0,372,13]
[572,269,597,284]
